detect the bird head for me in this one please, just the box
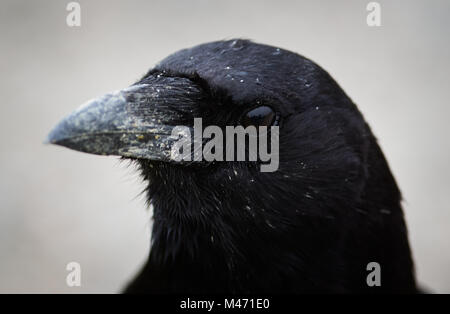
[47,40,382,288]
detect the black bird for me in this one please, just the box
[46,39,417,293]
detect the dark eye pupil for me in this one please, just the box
[241,106,276,127]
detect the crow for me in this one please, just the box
[46,39,417,293]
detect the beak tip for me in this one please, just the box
[43,136,55,145]
[44,126,61,146]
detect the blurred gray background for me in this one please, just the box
[0,0,449,293]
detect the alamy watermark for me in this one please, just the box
[66,261,81,287]
[66,2,81,27]
[366,262,381,286]
[366,2,381,27]
[170,118,279,172]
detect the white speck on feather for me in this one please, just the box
[266,219,275,229]
[272,48,281,55]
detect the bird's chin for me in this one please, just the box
[135,158,226,175]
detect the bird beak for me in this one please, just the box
[45,77,198,161]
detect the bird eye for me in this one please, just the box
[240,106,277,127]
